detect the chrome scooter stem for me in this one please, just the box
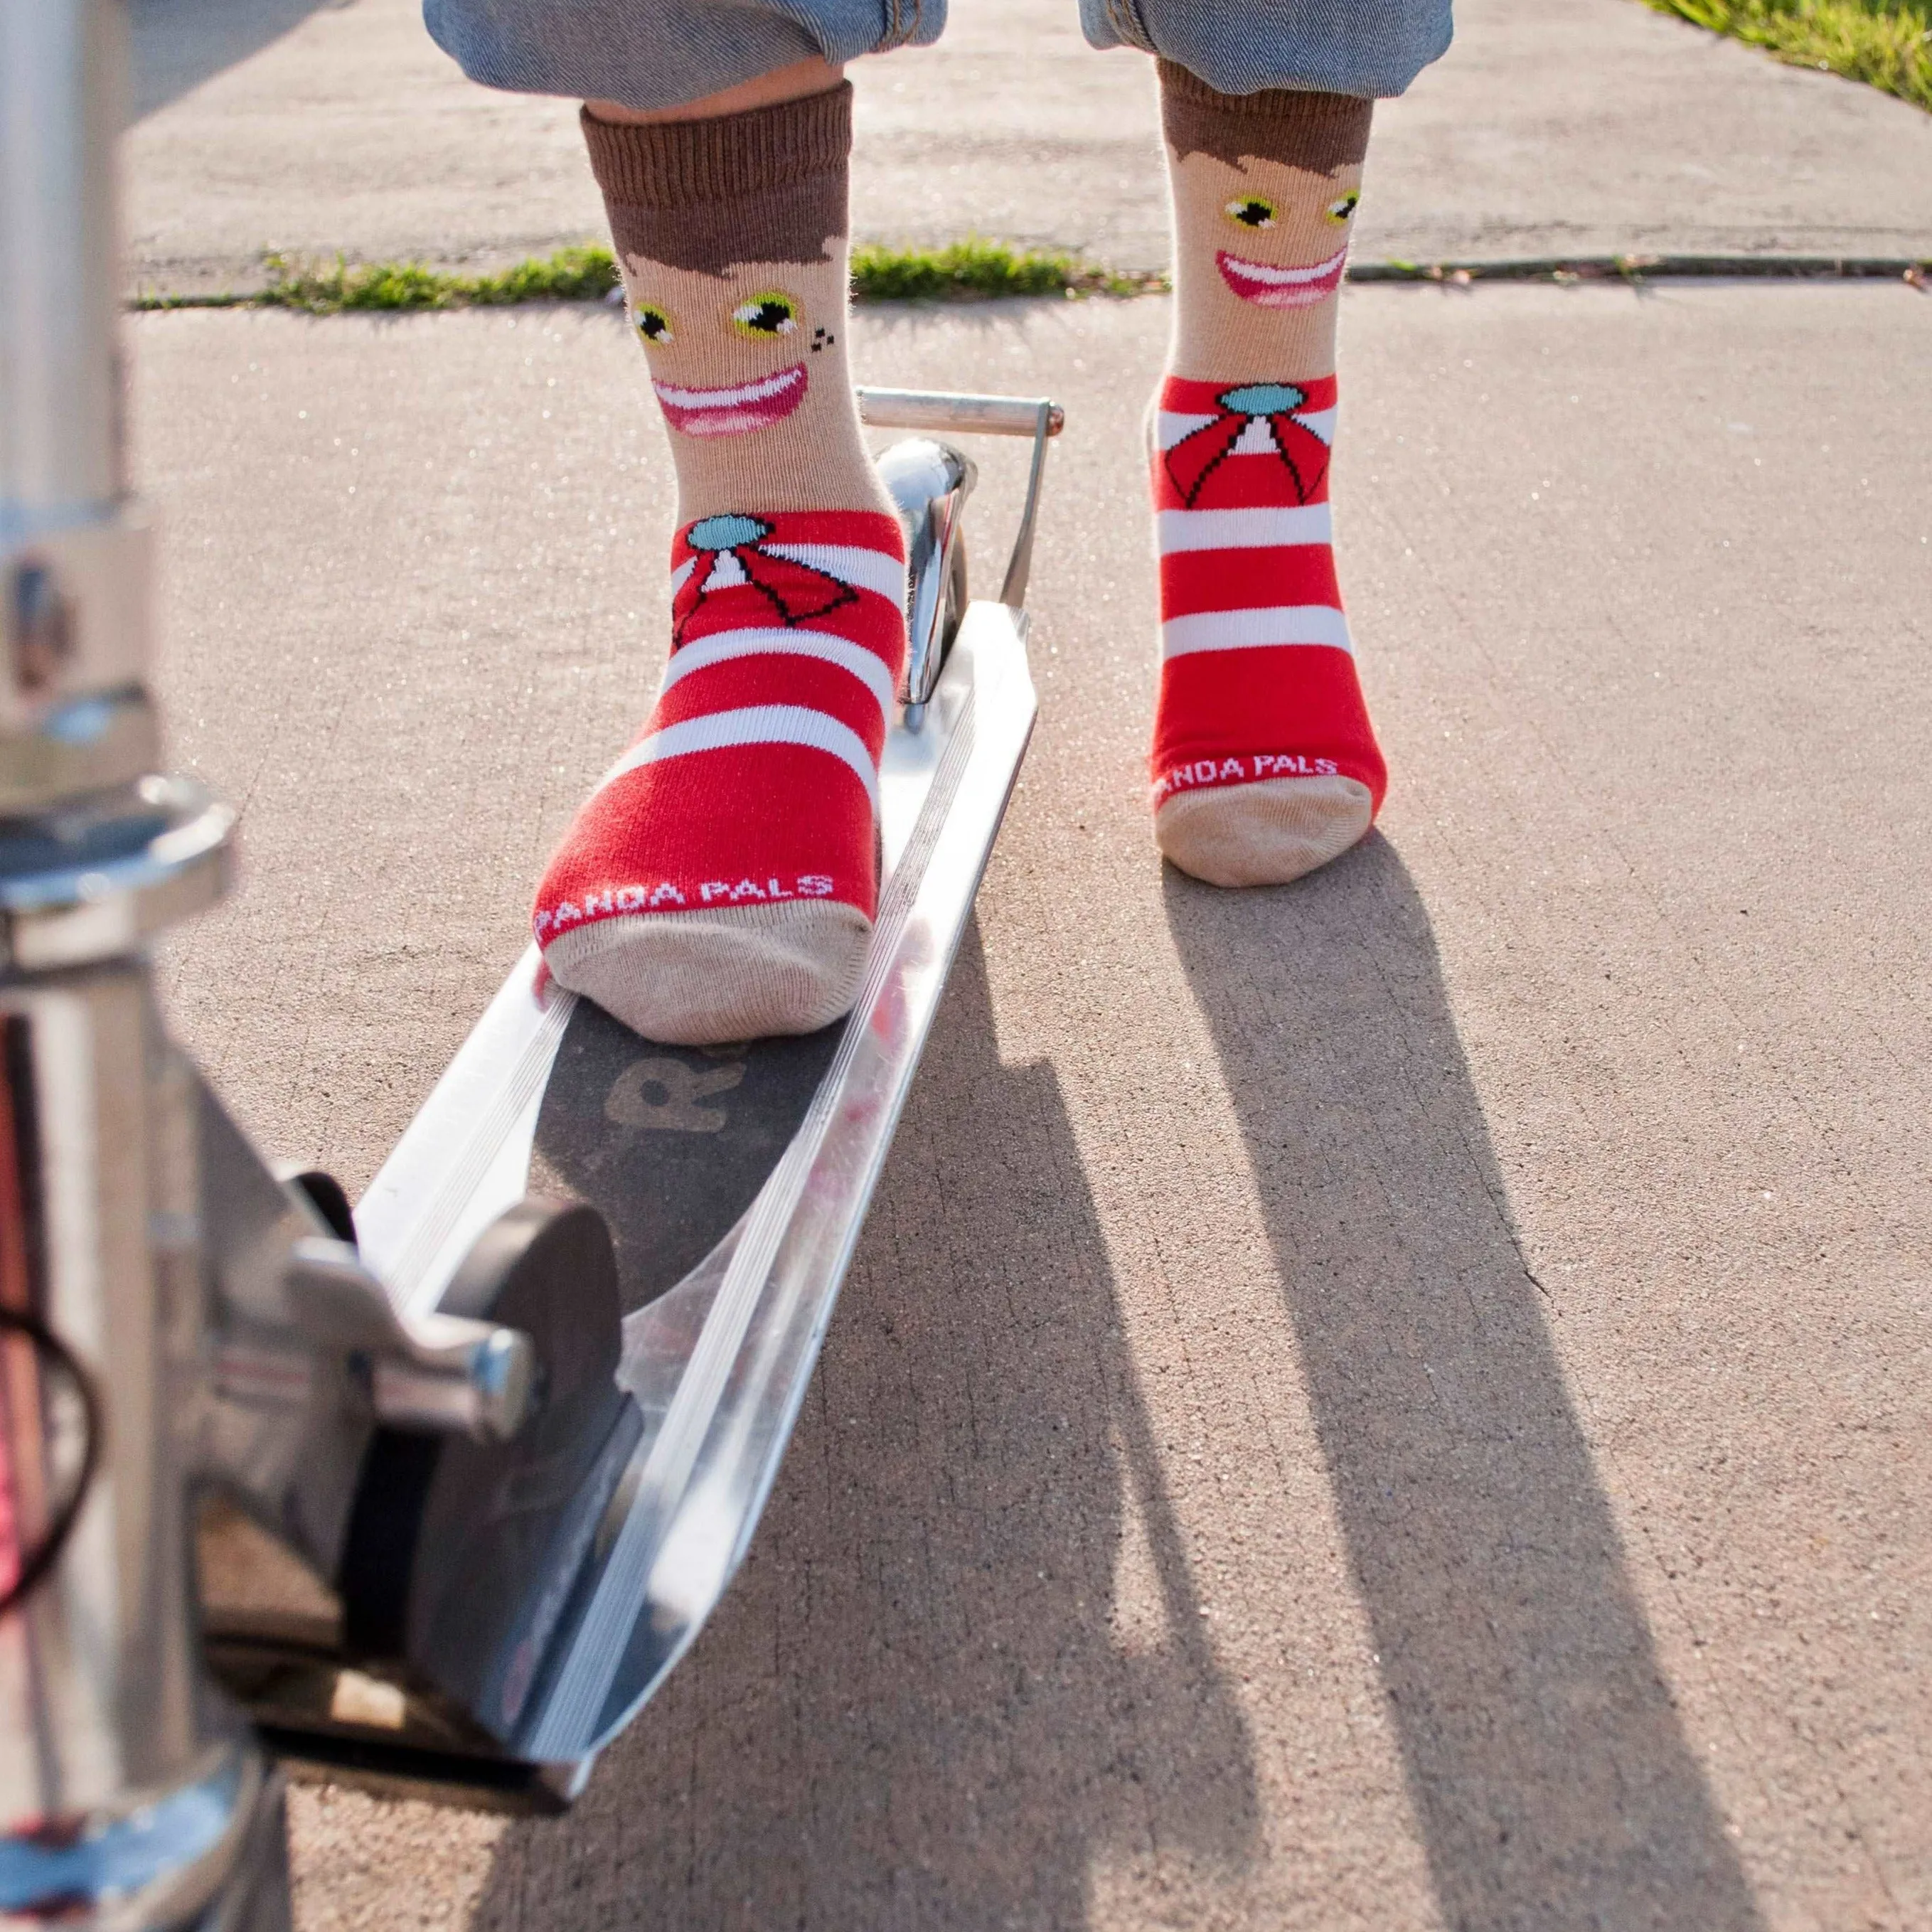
[0,6,291,1925]
[3,6,550,1922]
[0,959,292,1932]
[1,0,159,810]
[1,0,119,511]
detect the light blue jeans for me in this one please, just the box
[425,0,1451,112]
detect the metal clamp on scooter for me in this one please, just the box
[193,1092,631,1813]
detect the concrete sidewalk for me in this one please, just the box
[128,0,1932,292]
[138,279,1932,1930]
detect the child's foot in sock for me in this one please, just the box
[537,505,906,1041]
[1150,64,1387,887]
[534,84,907,1042]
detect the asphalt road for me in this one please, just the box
[139,278,1932,1929]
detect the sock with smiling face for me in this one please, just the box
[533,84,907,1043]
[1150,63,1387,887]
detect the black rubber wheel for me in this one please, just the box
[338,1197,626,1739]
[279,1165,357,1246]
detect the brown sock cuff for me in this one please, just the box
[1157,59,1371,174]
[580,82,852,208]
[583,84,850,274]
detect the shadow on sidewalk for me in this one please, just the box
[131,0,339,119]
[1164,836,1763,1931]
[471,927,1259,1930]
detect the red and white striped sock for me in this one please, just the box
[538,88,910,1042]
[1149,370,1386,882]
[1151,62,1387,886]
[535,507,906,1042]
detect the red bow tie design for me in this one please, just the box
[674,513,860,644]
[1163,383,1332,509]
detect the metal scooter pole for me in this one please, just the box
[2,6,577,1919]
[1,4,290,1926]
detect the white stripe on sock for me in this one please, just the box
[599,705,880,814]
[658,626,897,723]
[1296,406,1338,446]
[669,557,696,597]
[1161,604,1355,658]
[763,541,907,604]
[1158,407,1337,452]
[1158,505,1334,553]
[1157,410,1217,450]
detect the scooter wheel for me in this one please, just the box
[276,1164,358,1246]
[337,1197,626,1739]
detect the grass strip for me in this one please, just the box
[1635,0,1932,112]
[850,237,1162,300]
[129,244,1931,314]
[1355,253,1931,281]
[134,245,622,314]
[132,240,1163,314]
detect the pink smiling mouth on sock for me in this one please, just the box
[1215,245,1350,309]
[653,364,808,437]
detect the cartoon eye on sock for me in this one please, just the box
[1203,162,1360,309]
[732,292,801,338]
[636,274,816,435]
[615,184,841,437]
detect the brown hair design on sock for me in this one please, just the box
[1157,60,1371,177]
[606,191,843,279]
[580,87,850,277]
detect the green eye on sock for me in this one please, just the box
[1224,196,1276,229]
[635,303,674,345]
[1325,192,1360,224]
[732,292,801,338]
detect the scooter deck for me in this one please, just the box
[341,596,1035,1777]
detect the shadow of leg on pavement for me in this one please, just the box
[130,0,340,119]
[1164,836,1765,1931]
[471,927,1259,1930]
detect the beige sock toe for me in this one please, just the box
[545,900,872,1044]
[1156,774,1373,887]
